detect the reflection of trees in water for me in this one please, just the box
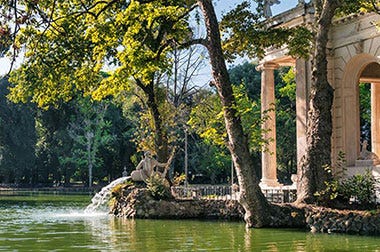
[81,218,379,251]
[84,218,248,251]
[83,216,136,251]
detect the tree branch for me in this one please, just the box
[178,38,209,49]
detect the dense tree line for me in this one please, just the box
[0,77,136,186]
[0,62,301,186]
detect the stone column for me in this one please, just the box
[371,83,380,157]
[258,62,281,188]
[295,59,311,167]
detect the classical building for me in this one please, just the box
[258,2,380,187]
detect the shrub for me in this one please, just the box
[146,174,171,200]
[172,173,186,186]
[314,152,346,204]
[315,152,377,208]
[315,169,377,208]
[339,170,377,206]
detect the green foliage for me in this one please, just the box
[276,67,297,183]
[220,1,312,60]
[314,151,346,204]
[146,173,171,200]
[60,97,115,184]
[188,90,227,146]
[359,83,371,142]
[189,85,264,151]
[188,141,231,184]
[228,61,261,100]
[336,0,377,16]
[172,173,187,186]
[7,0,194,107]
[315,152,377,208]
[339,170,377,206]
[0,78,37,184]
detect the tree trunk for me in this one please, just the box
[198,0,271,228]
[297,0,340,204]
[137,79,169,163]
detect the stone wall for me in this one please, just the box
[305,206,380,235]
[112,187,380,236]
[112,187,243,220]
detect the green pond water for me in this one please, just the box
[1,192,380,251]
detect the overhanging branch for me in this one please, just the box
[178,38,208,49]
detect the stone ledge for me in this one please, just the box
[112,187,380,236]
[305,206,380,235]
[112,187,244,220]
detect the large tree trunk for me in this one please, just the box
[198,0,271,228]
[136,78,172,185]
[136,79,169,163]
[297,0,340,204]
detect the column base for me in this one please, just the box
[259,178,282,189]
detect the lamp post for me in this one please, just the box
[86,131,94,188]
[184,127,188,187]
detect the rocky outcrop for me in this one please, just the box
[304,206,380,235]
[111,187,243,220]
[112,186,380,235]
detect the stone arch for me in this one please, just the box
[341,53,380,165]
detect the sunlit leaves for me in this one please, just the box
[189,85,264,152]
[8,0,194,108]
[221,1,313,60]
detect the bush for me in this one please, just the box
[315,152,377,208]
[339,170,376,206]
[315,169,377,208]
[172,173,186,186]
[146,174,171,200]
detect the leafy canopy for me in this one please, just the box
[8,0,194,107]
[6,0,319,109]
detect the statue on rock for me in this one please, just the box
[131,151,168,182]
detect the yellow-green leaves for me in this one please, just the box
[189,85,264,151]
[221,1,312,60]
[9,0,193,108]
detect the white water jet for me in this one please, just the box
[85,176,131,213]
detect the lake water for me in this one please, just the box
[1,192,380,251]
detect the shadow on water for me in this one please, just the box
[1,192,380,251]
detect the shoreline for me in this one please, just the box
[113,187,380,236]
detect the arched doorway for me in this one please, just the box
[341,54,380,166]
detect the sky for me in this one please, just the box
[0,0,303,78]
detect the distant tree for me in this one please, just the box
[0,78,36,184]
[62,97,114,187]
[276,67,297,183]
[34,104,74,185]
[228,61,261,101]
[359,83,371,143]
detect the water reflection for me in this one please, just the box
[2,194,380,251]
[80,216,380,252]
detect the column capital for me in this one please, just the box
[256,62,280,71]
